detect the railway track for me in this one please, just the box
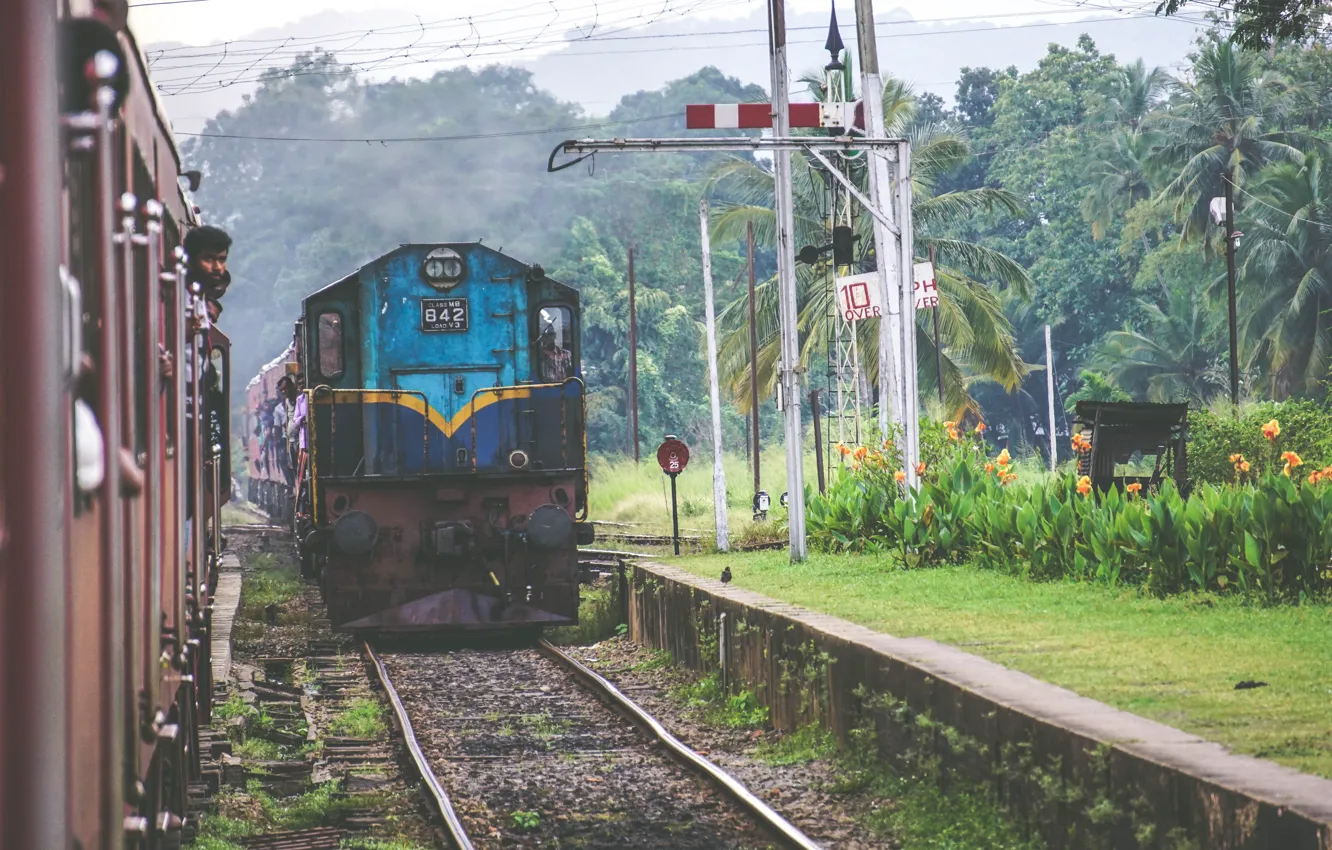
[365,640,821,849]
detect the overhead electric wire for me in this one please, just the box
[151,7,1222,97]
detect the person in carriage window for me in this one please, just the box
[538,327,570,383]
[183,225,232,302]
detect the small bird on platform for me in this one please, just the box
[720,566,732,584]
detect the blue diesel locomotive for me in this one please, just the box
[261,242,593,632]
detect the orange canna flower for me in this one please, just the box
[947,427,960,441]
[883,439,894,450]
[854,446,869,460]
[1240,460,1251,472]
[1229,453,1244,464]
[1262,419,1281,441]
[1125,482,1142,495]
[985,463,995,473]
[1282,451,1303,468]
[1000,472,1018,485]
[997,448,1012,467]
[915,461,927,476]
[1310,471,1321,486]
[975,422,987,434]
[894,470,906,483]
[837,444,851,456]
[943,420,956,430]
[1076,475,1093,496]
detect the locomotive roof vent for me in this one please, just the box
[421,247,465,289]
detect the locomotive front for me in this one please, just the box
[296,243,592,632]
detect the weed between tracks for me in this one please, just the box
[329,698,387,738]
[187,529,434,850]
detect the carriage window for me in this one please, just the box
[317,312,344,380]
[536,305,572,383]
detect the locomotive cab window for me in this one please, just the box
[317,312,344,380]
[536,305,574,383]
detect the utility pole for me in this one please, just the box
[1225,167,1240,407]
[700,200,729,551]
[768,0,807,560]
[897,143,919,480]
[1045,324,1057,472]
[628,245,640,461]
[855,0,912,484]
[930,245,944,406]
[810,389,826,493]
[747,222,761,496]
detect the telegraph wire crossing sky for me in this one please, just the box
[128,0,1192,53]
[128,0,1208,134]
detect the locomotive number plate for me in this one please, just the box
[421,298,468,332]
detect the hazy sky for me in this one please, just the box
[131,0,1205,133]
[130,0,1160,48]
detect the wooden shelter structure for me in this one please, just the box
[1073,402,1188,494]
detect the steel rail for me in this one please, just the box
[537,639,823,850]
[363,641,475,850]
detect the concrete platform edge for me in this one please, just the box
[628,560,1332,850]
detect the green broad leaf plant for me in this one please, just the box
[806,418,1332,602]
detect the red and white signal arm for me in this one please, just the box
[657,438,690,475]
[835,272,884,323]
[913,262,939,311]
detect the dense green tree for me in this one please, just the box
[1155,0,1329,49]
[1093,59,1171,131]
[1150,40,1302,244]
[1238,152,1332,399]
[1093,284,1225,403]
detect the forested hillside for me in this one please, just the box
[186,29,1332,461]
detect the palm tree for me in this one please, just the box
[1095,59,1171,132]
[1237,152,1332,399]
[1063,370,1131,415]
[707,67,1032,418]
[1149,40,1302,245]
[1093,286,1225,403]
[1081,128,1159,241]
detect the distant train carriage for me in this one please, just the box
[289,243,593,632]
[243,343,297,523]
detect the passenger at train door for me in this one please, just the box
[276,375,298,485]
[183,224,232,302]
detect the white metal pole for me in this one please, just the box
[1046,323,1057,472]
[855,0,904,453]
[897,142,920,484]
[700,199,730,552]
[768,0,806,560]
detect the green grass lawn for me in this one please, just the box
[588,451,814,539]
[669,551,1332,778]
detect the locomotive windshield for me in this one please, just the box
[537,305,572,383]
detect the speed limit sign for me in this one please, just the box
[657,438,690,475]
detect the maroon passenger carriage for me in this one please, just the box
[1,2,231,847]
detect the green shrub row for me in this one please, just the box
[807,435,1332,602]
[1188,400,1332,485]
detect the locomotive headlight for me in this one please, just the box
[422,247,465,288]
